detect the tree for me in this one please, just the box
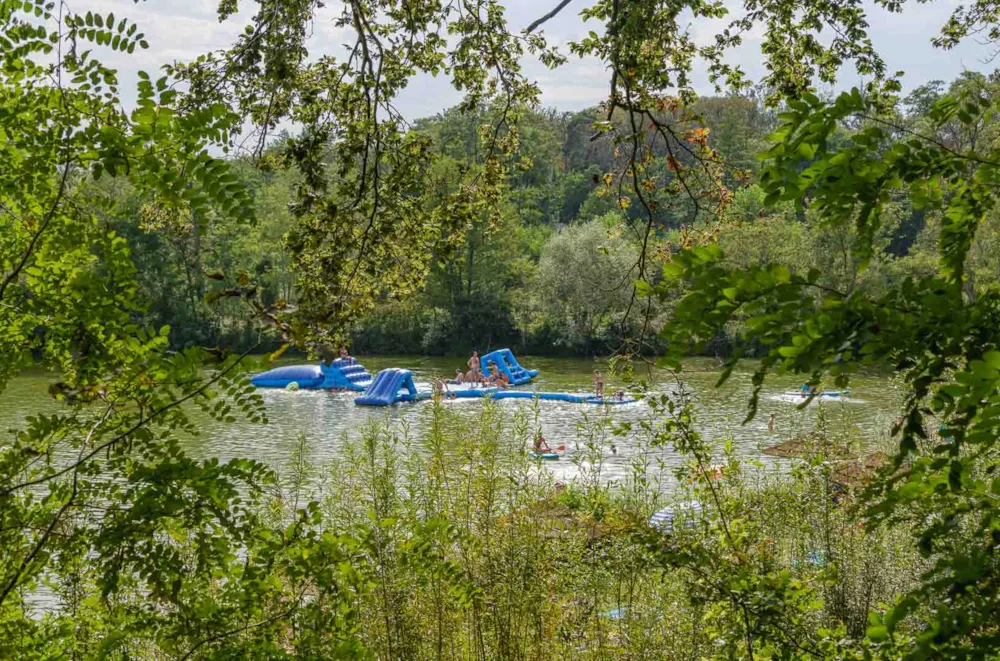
[0,3,301,656]
[530,215,640,351]
[659,84,1000,658]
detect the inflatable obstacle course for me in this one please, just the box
[251,359,372,391]
[355,368,430,406]
[480,348,538,385]
[355,371,637,407]
[251,349,637,408]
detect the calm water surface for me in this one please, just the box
[0,356,905,485]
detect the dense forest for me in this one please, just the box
[115,99,758,355]
[119,73,1000,357]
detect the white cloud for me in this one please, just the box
[64,0,998,123]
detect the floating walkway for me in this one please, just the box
[488,390,636,405]
[352,372,636,408]
[251,359,372,391]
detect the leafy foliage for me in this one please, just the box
[658,80,1000,659]
[9,0,1000,656]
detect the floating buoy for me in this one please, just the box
[286,381,300,391]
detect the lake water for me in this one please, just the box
[0,356,905,486]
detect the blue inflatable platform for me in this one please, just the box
[349,352,634,408]
[355,369,430,406]
[492,391,636,405]
[354,369,636,407]
[480,349,538,385]
[784,390,851,398]
[442,385,500,398]
[251,359,372,391]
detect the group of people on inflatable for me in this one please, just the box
[433,351,511,394]
[432,353,627,401]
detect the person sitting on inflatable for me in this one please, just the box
[434,377,457,398]
[533,431,554,454]
[339,345,354,364]
[486,362,510,389]
[452,369,465,385]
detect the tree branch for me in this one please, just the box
[525,0,574,33]
[0,153,72,302]
[0,404,113,607]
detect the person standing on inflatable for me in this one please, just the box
[593,371,605,398]
[468,351,480,379]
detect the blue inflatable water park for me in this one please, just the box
[251,358,372,391]
[251,348,638,408]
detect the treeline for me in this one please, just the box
[108,72,1000,357]
[103,94,777,356]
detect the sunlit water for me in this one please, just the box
[0,356,905,486]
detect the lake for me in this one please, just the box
[0,355,905,485]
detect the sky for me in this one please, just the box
[72,0,997,121]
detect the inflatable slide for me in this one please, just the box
[480,348,538,386]
[251,359,372,391]
[355,369,430,406]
